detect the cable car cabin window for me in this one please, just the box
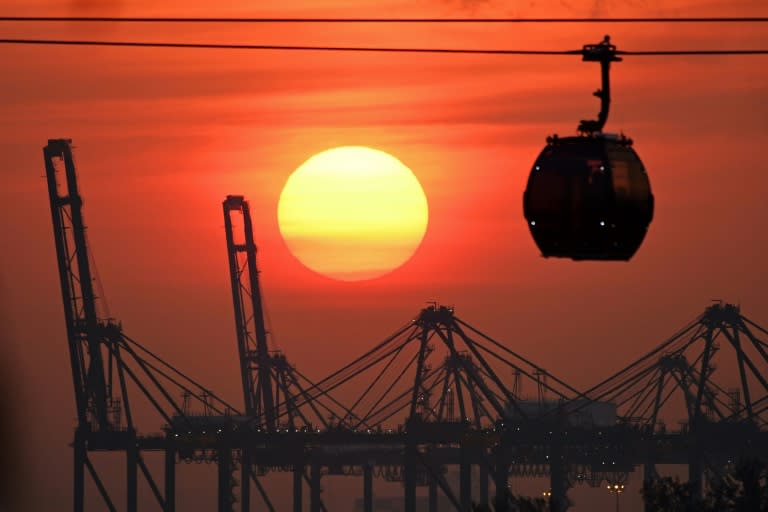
[611,160,631,200]
[584,158,611,212]
[526,152,614,220]
[525,165,569,218]
[627,160,651,201]
[606,146,650,203]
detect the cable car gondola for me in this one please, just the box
[523,36,654,261]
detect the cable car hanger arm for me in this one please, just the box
[578,35,622,135]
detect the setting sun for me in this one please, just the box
[277,146,429,281]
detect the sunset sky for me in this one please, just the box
[1,0,766,510]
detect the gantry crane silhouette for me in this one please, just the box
[43,139,239,512]
[223,194,360,511]
[44,139,767,512]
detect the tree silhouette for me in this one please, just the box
[642,458,768,512]
[706,458,768,511]
[642,476,696,512]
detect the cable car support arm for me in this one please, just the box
[578,35,622,134]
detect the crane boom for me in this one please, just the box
[223,195,275,428]
[43,138,118,432]
[44,139,244,512]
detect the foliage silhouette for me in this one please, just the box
[641,458,768,511]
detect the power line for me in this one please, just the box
[1,38,767,55]
[1,16,768,23]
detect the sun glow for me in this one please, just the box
[278,146,429,281]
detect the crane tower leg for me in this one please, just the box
[74,431,85,512]
[293,466,303,512]
[310,461,322,512]
[460,447,472,510]
[404,444,417,512]
[479,462,489,506]
[241,449,250,512]
[363,464,373,512]
[428,472,438,512]
[165,445,176,512]
[127,442,138,512]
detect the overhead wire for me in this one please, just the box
[1,16,768,23]
[0,38,766,55]
[0,39,576,54]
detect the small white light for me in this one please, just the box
[535,165,541,171]
[599,221,605,226]
[530,221,536,226]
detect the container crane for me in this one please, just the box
[44,139,237,512]
[223,195,276,427]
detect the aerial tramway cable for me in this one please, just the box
[0,38,766,55]
[2,16,768,23]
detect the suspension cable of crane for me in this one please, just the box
[1,38,767,55]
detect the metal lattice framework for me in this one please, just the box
[44,139,239,512]
[43,140,768,512]
[299,304,581,429]
[582,302,768,430]
[574,301,768,511]
[222,195,358,433]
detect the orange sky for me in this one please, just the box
[1,0,767,510]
